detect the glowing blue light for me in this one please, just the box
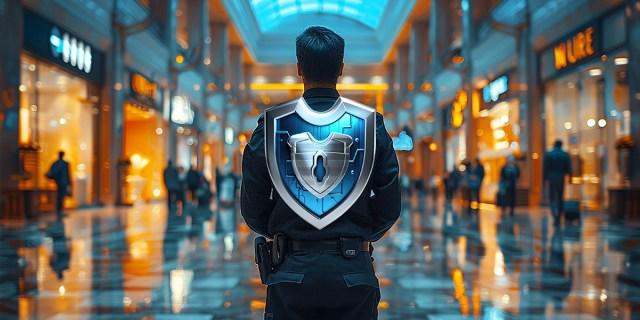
[249,0,389,31]
[393,131,414,151]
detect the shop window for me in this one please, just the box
[544,50,629,207]
[19,54,94,207]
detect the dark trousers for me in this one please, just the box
[265,252,380,320]
[549,182,565,220]
[56,185,67,216]
[468,187,480,208]
[500,188,516,215]
[167,190,178,211]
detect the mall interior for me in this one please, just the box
[1,0,640,318]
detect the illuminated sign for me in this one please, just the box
[482,76,508,103]
[131,73,157,99]
[553,26,598,71]
[49,27,92,73]
[451,90,466,129]
[171,95,194,125]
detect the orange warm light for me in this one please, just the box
[250,83,389,91]
[175,55,185,64]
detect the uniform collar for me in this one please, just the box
[302,88,340,99]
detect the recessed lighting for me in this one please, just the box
[598,119,607,127]
[564,122,573,130]
[587,119,596,127]
[614,57,628,65]
[589,69,602,77]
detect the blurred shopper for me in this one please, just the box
[195,175,214,223]
[186,165,200,204]
[467,157,485,210]
[163,160,180,212]
[498,155,520,216]
[444,169,461,202]
[46,151,71,220]
[543,139,572,225]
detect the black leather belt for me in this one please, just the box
[290,239,372,253]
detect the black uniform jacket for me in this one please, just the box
[543,147,572,185]
[241,88,401,242]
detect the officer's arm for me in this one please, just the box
[240,122,276,237]
[370,114,401,241]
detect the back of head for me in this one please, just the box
[554,139,563,149]
[296,26,344,84]
[58,151,65,159]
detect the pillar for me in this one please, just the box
[627,0,640,187]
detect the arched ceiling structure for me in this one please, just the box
[222,0,416,64]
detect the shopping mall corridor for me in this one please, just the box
[1,196,640,319]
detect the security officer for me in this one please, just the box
[241,26,401,319]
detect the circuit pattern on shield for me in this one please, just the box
[275,112,366,218]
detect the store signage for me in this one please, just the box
[482,76,508,103]
[553,26,596,71]
[131,73,157,99]
[23,10,104,84]
[49,27,92,73]
[171,95,194,125]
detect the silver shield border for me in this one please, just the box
[265,97,376,230]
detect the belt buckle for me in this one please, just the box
[340,237,360,258]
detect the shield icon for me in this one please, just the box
[265,97,376,229]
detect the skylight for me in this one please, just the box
[249,0,389,31]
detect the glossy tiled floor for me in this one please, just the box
[1,195,640,319]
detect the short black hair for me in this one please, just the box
[58,151,64,158]
[554,139,563,148]
[296,26,344,84]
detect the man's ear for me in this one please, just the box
[338,62,344,77]
[297,62,303,77]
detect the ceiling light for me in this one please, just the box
[598,119,607,127]
[587,118,596,127]
[370,76,384,84]
[282,76,296,84]
[564,122,573,130]
[614,57,628,65]
[589,69,602,77]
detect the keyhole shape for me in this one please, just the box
[314,156,327,182]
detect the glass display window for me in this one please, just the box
[19,53,95,207]
[123,103,168,203]
[544,50,629,207]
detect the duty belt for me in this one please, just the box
[290,240,372,253]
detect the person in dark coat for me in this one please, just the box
[499,155,520,216]
[163,160,180,212]
[240,26,401,319]
[47,151,71,219]
[543,140,572,225]
[186,165,200,204]
[467,157,485,210]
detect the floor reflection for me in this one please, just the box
[0,196,638,319]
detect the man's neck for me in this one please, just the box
[303,82,337,91]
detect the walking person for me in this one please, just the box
[163,160,180,212]
[46,151,71,220]
[467,157,485,211]
[543,139,572,225]
[241,26,401,319]
[498,155,520,216]
[186,165,200,204]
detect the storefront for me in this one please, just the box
[19,9,105,209]
[121,71,167,204]
[475,72,520,201]
[540,7,629,208]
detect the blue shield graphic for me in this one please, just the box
[265,97,376,229]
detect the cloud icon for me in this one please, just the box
[393,131,414,151]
